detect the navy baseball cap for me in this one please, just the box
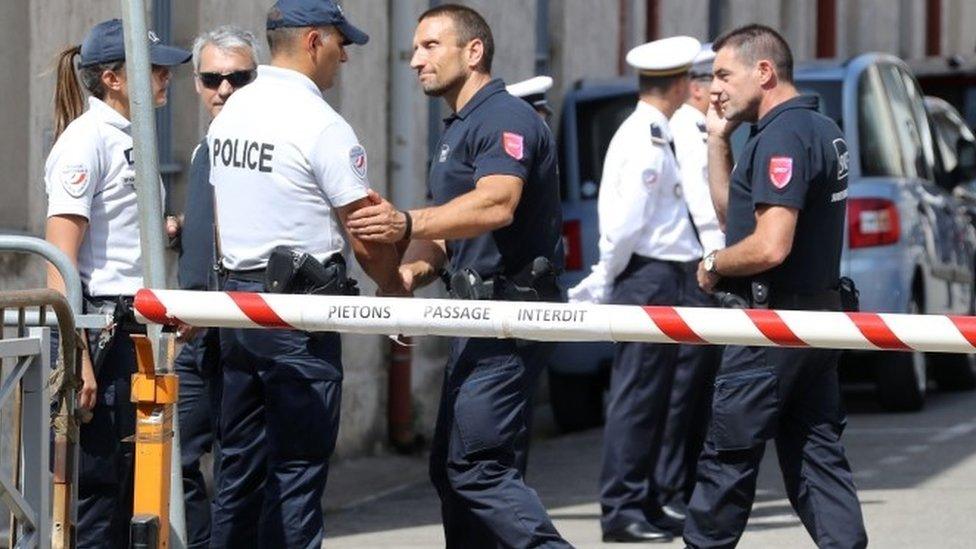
[79,19,191,68]
[266,0,369,45]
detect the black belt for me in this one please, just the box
[84,294,144,334]
[225,268,265,283]
[716,288,841,311]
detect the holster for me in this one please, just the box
[87,295,145,376]
[448,256,561,302]
[265,246,360,296]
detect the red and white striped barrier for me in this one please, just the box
[134,289,976,354]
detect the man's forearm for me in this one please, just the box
[354,241,403,292]
[401,239,447,290]
[410,187,514,241]
[707,135,733,228]
[714,235,784,277]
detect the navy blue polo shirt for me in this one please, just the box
[427,79,563,278]
[178,139,217,290]
[725,95,849,293]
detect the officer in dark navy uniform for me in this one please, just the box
[686,24,867,548]
[347,5,570,548]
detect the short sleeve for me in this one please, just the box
[45,129,102,219]
[309,121,370,208]
[471,111,540,183]
[750,131,811,210]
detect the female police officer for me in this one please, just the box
[45,19,189,548]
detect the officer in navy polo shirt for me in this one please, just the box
[347,5,569,548]
[687,25,867,548]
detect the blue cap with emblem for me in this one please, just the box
[267,0,369,45]
[626,36,702,77]
[80,18,191,68]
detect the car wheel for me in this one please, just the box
[549,368,606,433]
[930,352,976,391]
[875,297,927,411]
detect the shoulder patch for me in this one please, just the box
[60,164,91,198]
[650,123,667,146]
[768,156,793,189]
[832,138,850,180]
[349,145,367,180]
[502,132,524,160]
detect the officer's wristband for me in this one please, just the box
[400,210,413,241]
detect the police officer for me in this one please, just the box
[654,44,724,522]
[568,36,702,543]
[507,75,555,119]
[174,25,258,548]
[206,2,403,547]
[685,24,867,548]
[347,5,570,547]
[44,19,190,548]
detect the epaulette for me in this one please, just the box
[650,123,667,146]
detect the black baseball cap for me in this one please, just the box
[79,18,191,68]
[266,0,369,45]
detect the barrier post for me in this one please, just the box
[129,334,178,548]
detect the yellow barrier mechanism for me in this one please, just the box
[130,333,178,548]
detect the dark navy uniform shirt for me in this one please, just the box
[427,79,563,279]
[178,139,216,291]
[725,95,849,294]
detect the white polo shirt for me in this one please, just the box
[671,103,725,254]
[569,101,701,304]
[45,97,158,297]
[207,65,369,271]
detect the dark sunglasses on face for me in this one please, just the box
[197,69,256,90]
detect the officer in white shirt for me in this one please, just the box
[44,18,190,548]
[655,44,726,523]
[568,36,702,543]
[507,75,554,119]
[206,2,402,547]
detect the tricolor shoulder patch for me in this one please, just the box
[502,132,524,160]
[349,145,367,180]
[60,164,91,198]
[768,156,793,189]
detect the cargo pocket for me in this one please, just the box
[454,361,524,457]
[710,368,780,451]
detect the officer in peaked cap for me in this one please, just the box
[569,35,704,543]
[206,1,403,547]
[507,75,555,118]
[654,41,725,523]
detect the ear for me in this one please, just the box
[303,28,321,57]
[101,68,125,92]
[757,59,776,88]
[464,38,484,71]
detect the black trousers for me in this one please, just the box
[683,345,868,548]
[429,336,572,549]
[600,257,687,531]
[210,277,342,549]
[655,265,721,504]
[174,327,222,548]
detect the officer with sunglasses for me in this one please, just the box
[170,25,259,549]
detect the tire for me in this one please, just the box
[875,297,926,411]
[930,353,976,391]
[549,368,606,433]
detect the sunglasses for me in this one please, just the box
[197,69,256,90]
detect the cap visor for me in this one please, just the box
[149,44,192,66]
[338,22,369,45]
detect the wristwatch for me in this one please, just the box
[703,250,719,274]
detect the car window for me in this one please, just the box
[932,110,961,172]
[878,64,930,179]
[858,65,905,177]
[900,68,948,186]
[573,93,638,200]
[795,82,843,128]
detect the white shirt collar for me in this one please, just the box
[635,100,672,140]
[258,65,323,98]
[88,96,131,131]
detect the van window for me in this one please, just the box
[879,64,930,179]
[901,68,951,187]
[858,65,905,177]
[574,94,638,199]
